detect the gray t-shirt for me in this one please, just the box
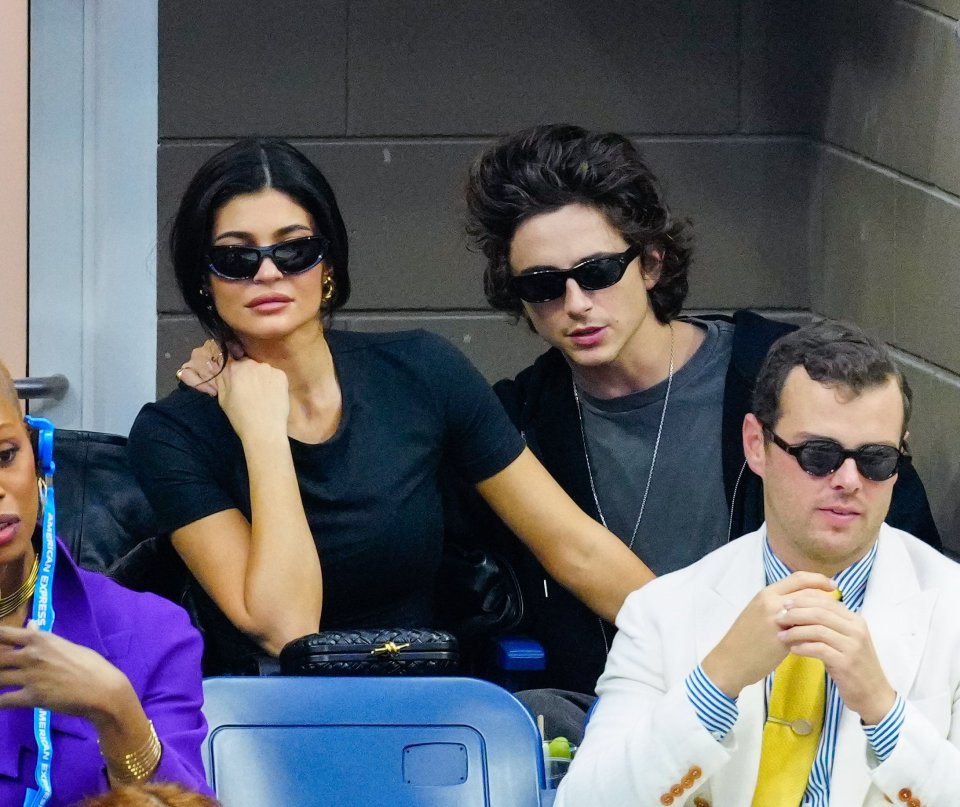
[577,318,734,575]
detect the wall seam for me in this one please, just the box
[895,350,960,390]
[897,0,959,23]
[343,0,351,136]
[821,142,960,206]
[736,0,745,133]
[156,133,817,147]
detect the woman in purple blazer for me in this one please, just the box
[0,362,210,805]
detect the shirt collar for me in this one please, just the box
[762,535,877,612]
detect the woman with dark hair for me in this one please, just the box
[170,139,351,349]
[0,362,209,805]
[127,138,655,675]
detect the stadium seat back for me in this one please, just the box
[202,676,549,806]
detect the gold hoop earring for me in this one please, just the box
[321,274,336,304]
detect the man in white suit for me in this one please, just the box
[557,320,960,807]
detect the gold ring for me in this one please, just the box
[175,367,186,381]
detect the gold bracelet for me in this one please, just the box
[100,720,163,784]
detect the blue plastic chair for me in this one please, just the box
[201,676,552,806]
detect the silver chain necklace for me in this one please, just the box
[573,321,675,550]
[573,322,675,653]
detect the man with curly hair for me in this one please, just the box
[461,124,940,738]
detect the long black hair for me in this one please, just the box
[171,138,350,347]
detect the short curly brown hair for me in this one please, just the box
[752,320,912,437]
[465,124,692,324]
[75,783,222,807]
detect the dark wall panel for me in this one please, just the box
[739,0,822,134]
[893,181,960,377]
[817,1,960,196]
[812,150,898,345]
[814,149,960,379]
[157,140,490,313]
[157,315,207,396]
[300,142,488,308]
[157,143,224,312]
[158,137,813,316]
[642,138,813,309]
[911,0,960,15]
[159,0,348,138]
[347,0,740,135]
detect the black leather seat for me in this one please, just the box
[53,429,188,603]
[50,428,526,678]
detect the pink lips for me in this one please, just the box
[567,326,607,348]
[818,506,862,525]
[0,515,21,547]
[246,294,292,313]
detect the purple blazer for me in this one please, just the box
[0,539,211,805]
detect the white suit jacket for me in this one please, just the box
[557,524,960,807]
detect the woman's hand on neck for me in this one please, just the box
[239,319,335,392]
[230,322,342,445]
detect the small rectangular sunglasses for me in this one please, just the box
[764,427,903,482]
[207,235,329,281]
[510,244,643,303]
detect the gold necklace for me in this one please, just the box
[0,554,40,619]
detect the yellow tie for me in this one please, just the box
[751,589,841,807]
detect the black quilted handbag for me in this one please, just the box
[279,628,460,676]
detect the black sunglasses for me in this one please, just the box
[510,244,644,304]
[764,427,902,482]
[207,235,329,281]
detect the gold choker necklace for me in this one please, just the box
[0,554,40,619]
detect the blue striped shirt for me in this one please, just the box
[685,538,905,806]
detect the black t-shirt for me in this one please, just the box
[127,329,525,674]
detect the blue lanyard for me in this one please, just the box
[22,417,57,807]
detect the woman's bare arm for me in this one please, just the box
[172,358,321,654]
[476,447,655,622]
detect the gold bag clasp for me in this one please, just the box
[371,641,411,655]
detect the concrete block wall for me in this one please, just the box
[804,0,960,547]
[157,0,815,388]
[156,0,959,545]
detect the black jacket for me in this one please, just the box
[483,310,942,694]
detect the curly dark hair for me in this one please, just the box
[752,320,912,437]
[465,124,692,323]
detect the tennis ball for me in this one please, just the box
[547,736,572,759]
